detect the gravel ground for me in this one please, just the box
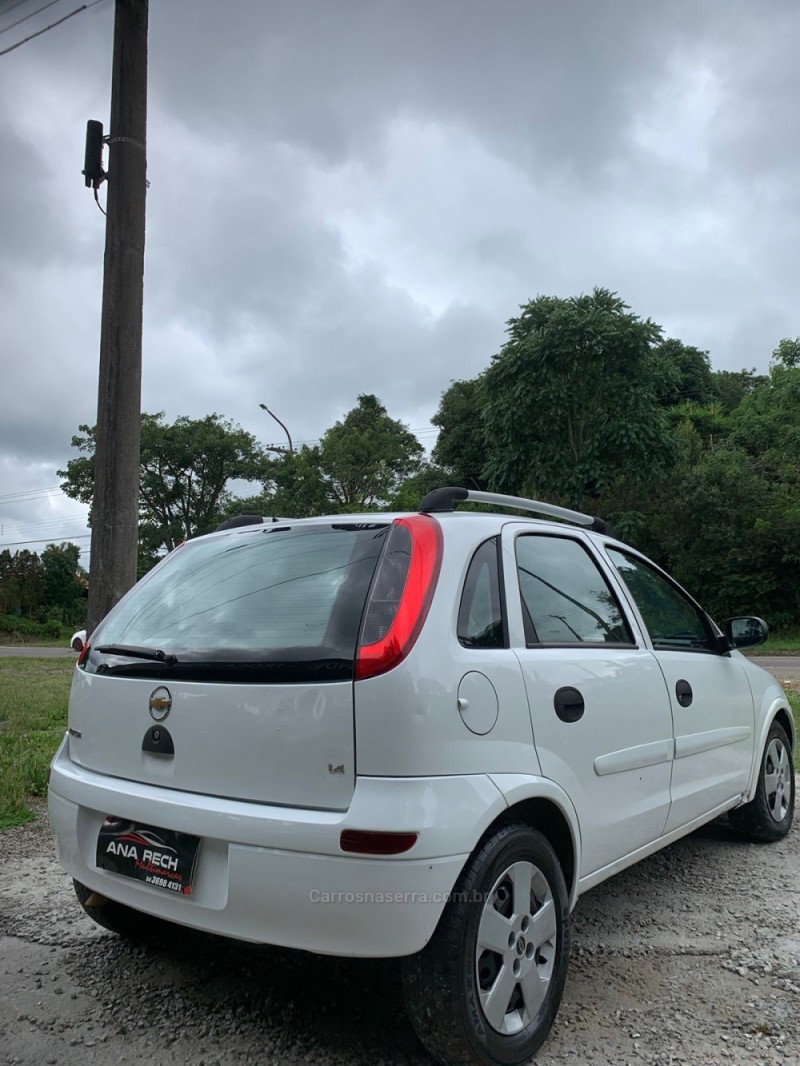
[1,797,798,1066]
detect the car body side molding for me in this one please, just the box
[594,738,673,776]
[673,725,752,760]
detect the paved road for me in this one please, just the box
[750,655,800,683]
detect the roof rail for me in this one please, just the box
[418,486,612,534]
[215,515,292,532]
[215,514,265,531]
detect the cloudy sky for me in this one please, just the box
[1,0,798,563]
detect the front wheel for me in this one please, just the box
[729,721,795,842]
[402,823,570,1066]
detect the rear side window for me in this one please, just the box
[89,524,389,681]
[516,535,633,646]
[458,538,504,648]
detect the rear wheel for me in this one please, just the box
[402,823,570,1066]
[73,880,165,938]
[729,722,794,842]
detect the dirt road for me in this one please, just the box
[1,798,798,1066]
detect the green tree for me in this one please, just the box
[431,378,487,489]
[645,445,800,625]
[481,288,675,508]
[315,394,423,511]
[230,447,329,520]
[710,368,766,412]
[0,550,44,615]
[59,413,268,557]
[771,337,800,368]
[653,339,715,407]
[727,340,800,485]
[40,543,84,618]
[223,396,424,519]
[387,462,452,511]
[0,550,19,614]
[637,340,800,626]
[664,400,730,453]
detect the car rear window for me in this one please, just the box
[88,524,389,682]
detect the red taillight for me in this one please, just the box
[77,641,90,667]
[355,515,443,681]
[340,830,419,855]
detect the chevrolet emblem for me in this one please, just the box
[149,686,172,722]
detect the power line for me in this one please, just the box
[0,0,64,37]
[1,518,89,536]
[0,533,91,547]
[0,0,37,22]
[0,487,64,505]
[0,0,105,59]
[2,511,87,525]
[1,507,84,522]
[0,484,61,497]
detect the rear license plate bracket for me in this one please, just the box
[95,816,200,895]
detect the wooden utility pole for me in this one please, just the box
[87,0,148,635]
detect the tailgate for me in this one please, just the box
[67,668,355,809]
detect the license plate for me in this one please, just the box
[96,816,200,896]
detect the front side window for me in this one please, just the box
[606,548,712,651]
[516,535,633,645]
[458,538,504,648]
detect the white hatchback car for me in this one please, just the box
[69,629,87,652]
[48,488,795,1066]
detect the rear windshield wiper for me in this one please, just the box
[94,644,179,665]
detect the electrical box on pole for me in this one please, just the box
[82,119,106,188]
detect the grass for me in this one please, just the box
[743,629,800,655]
[0,657,73,829]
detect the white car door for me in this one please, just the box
[503,527,674,878]
[604,547,754,833]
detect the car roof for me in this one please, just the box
[205,508,622,549]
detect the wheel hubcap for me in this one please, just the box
[764,738,791,823]
[476,860,557,1035]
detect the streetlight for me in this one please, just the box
[258,403,294,454]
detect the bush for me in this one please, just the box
[0,613,73,644]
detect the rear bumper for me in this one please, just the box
[48,737,506,957]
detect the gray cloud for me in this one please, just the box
[0,0,799,556]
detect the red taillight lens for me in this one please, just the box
[355,515,442,681]
[340,830,419,855]
[77,641,90,667]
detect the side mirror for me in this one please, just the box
[724,616,769,650]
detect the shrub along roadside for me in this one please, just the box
[745,630,800,655]
[0,657,73,828]
[0,613,77,646]
[0,659,797,831]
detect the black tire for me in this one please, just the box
[402,823,571,1066]
[73,879,166,938]
[729,722,795,842]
